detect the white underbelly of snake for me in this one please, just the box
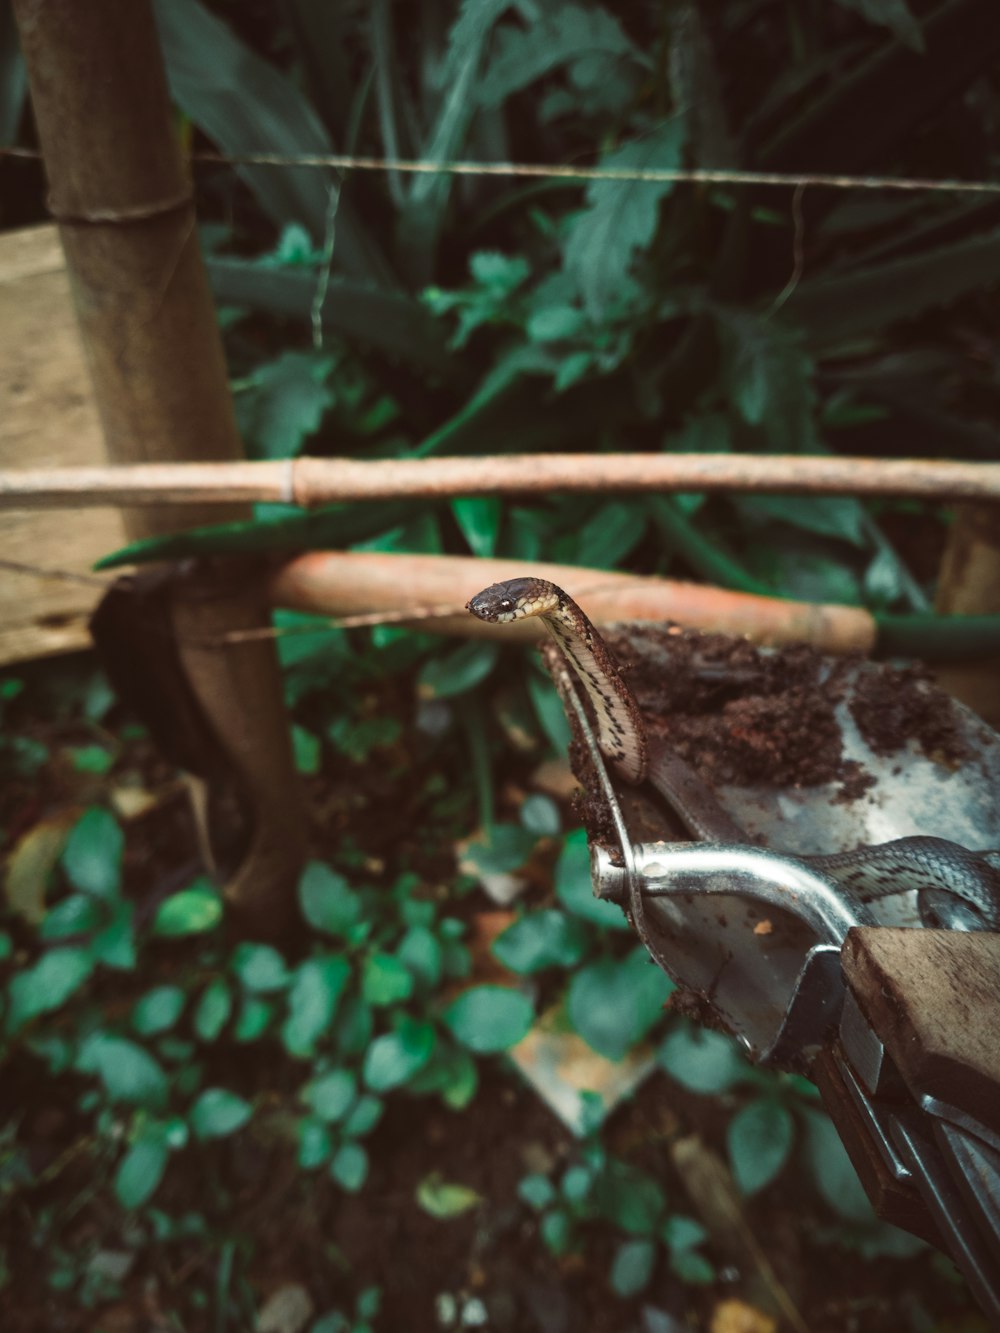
[466,576,1000,930]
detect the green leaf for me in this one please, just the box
[303,1069,357,1122]
[662,1214,708,1252]
[194,978,233,1042]
[362,952,414,1007]
[281,957,351,1058]
[442,986,533,1054]
[554,829,630,931]
[298,1116,333,1170]
[333,996,375,1057]
[115,1125,170,1209]
[342,1094,384,1139]
[6,948,94,1032]
[670,1248,715,1284]
[39,894,104,940]
[235,351,333,460]
[491,910,589,974]
[526,305,587,343]
[731,494,866,548]
[833,0,923,52]
[152,880,223,936]
[292,725,322,775]
[330,1142,368,1193]
[609,1238,656,1298]
[362,1017,437,1091]
[800,1107,876,1224]
[717,311,816,454]
[190,1088,252,1140]
[299,863,362,937]
[78,1034,169,1109]
[567,947,674,1060]
[657,1024,750,1095]
[479,4,643,106]
[416,1172,482,1219]
[88,900,136,970]
[397,926,443,990]
[61,807,123,898]
[526,672,572,755]
[593,1158,666,1235]
[417,641,499,699]
[234,995,274,1042]
[564,119,686,319]
[132,986,185,1036]
[451,497,502,558]
[519,794,561,837]
[460,823,537,877]
[727,1098,794,1195]
[232,943,290,993]
[540,1208,573,1255]
[66,744,114,775]
[518,1174,556,1211]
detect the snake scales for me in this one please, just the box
[467,576,1000,930]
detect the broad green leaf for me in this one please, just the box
[442,985,533,1054]
[800,1107,876,1224]
[6,948,94,1032]
[661,1214,708,1252]
[39,894,104,940]
[609,1238,656,1297]
[526,672,572,755]
[519,794,561,837]
[194,978,232,1042]
[540,1208,573,1255]
[88,900,136,971]
[303,1069,357,1122]
[298,1116,333,1170]
[834,0,923,51]
[657,1025,750,1095]
[153,0,391,282]
[152,881,223,937]
[299,863,362,937]
[66,744,114,775]
[526,305,587,343]
[670,1249,715,1284]
[190,1088,252,1140]
[593,1158,666,1235]
[567,948,674,1060]
[397,926,443,990]
[460,823,537,877]
[78,1034,169,1109]
[491,910,589,974]
[234,995,274,1042]
[235,351,333,461]
[731,495,866,548]
[518,1174,556,1211]
[362,952,414,1007]
[61,807,123,898]
[416,1172,482,1219]
[417,641,499,699]
[554,829,630,932]
[716,310,817,454]
[232,942,290,993]
[564,119,686,318]
[479,4,644,106]
[727,1098,794,1195]
[333,996,375,1057]
[329,1142,368,1193]
[342,1094,384,1139]
[363,1017,437,1091]
[451,497,502,558]
[132,986,186,1037]
[292,725,322,775]
[115,1125,170,1209]
[282,956,351,1058]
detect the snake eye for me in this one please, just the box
[500,598,512,612]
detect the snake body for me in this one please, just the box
[467,575,1000,929]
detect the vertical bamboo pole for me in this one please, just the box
[13,0,307,931]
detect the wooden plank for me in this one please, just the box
[843,926,1000,1137]
[0,225,126,664]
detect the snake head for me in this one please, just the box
[467,577,551,623]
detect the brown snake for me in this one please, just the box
[466,576,1000,929]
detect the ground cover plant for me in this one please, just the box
[2,0,1000,1328]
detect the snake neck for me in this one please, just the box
[542,592,648,785]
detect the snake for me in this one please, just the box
[466,576,1000,930]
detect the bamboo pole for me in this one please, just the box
[3,453,1000,509]
[933,504,1000,724]
[268,551,879,655]
[13,0,307,933]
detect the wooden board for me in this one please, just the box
[0,225,126,665]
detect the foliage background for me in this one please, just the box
[2,0,1000,1328]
